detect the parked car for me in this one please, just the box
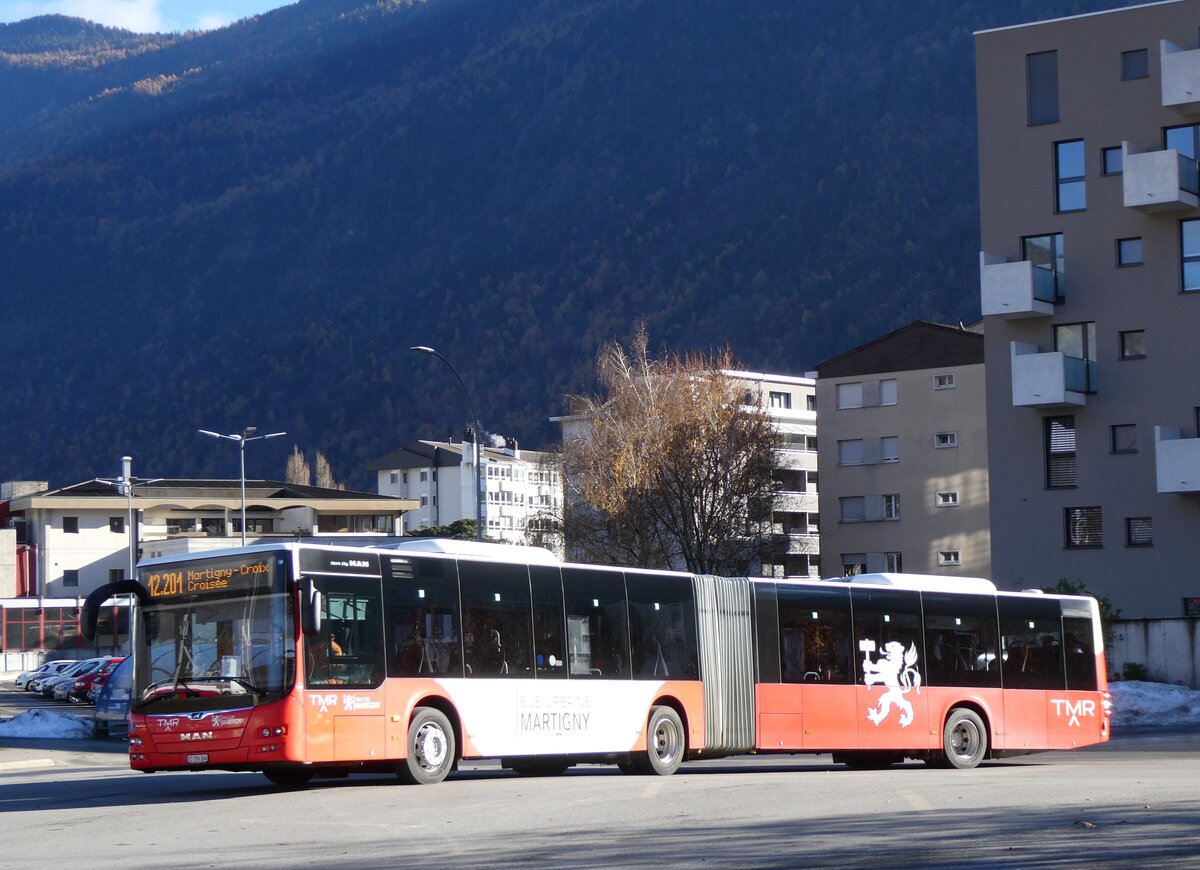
[38,657,108,698]
[72,656,126,703]
[15,660,75,690]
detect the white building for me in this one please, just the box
[367,436,561,546]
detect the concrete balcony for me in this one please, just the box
[1010,342,1089,408]
[1154,427,1200,493]
[1123,142,1199,213]
[980,252,1058,319]
[1161,39,1200,114]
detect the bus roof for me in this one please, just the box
[830,572,998,594]
[378,538,562,565]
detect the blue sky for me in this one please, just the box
[0,0,292,33]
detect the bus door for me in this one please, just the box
[851,587,929,751]
[998,597,1064,751]
[301,574,386,762]
[770,585,857,750]
[1047,603,1106,748]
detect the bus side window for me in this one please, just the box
[562,566,630,679]
[1063,615,1097,691]
[777,585,852,685]
[998,597,1065,690]
[627,571,698,680]
[383,556,463,678]
[920,592,1001,689]
[459,560,533,678]
[531,565,567,678]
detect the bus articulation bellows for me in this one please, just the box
[83,541,1110,786]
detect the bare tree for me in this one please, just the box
[561,326,779,575]
[285,445,311,485]
[314,451,344,490]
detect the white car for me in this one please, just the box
[15,660,76,690]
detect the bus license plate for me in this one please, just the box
[186,754,209,765]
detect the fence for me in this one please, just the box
[1108,618,1200,689]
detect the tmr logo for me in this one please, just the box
[1051,698,1097,727]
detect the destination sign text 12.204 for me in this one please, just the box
[144,560,271,597]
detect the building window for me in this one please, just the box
[1045,416,1077,488]
[1054,322,1097,392]
[883,494,900,521]
[932,373,956,390]
[936,491,960,508]
[419,470,428,483]
[840,497,866,523]
[109,568,124,582]
[842,554,867,576]
[1121,48,1149,81]
[1119,330,1146,360]
[1182,219,1200,291]
[1111,424,1137,454]
[838,440,864,465]
[1126,516,1152,547]
[1117,237,1142,266]
[934,432,958,449]
[1027,50,1059,126]
[1065,506,1103,549]
[885,552,903,573]
[109,516,125,534]
[389,471,398,484]
[806,394,816,411]
[880,379,897,406]
[420,495,428,506]
[63,516,79,534]
[1165,123,1200,159]
[937,550,961,567]
[769,391,792,410]
[62,569,79,587]
[805,435,818,452]
[807,471,819,493]
[881,436,899,462]
[1055,140,1086,213]
[1022,233,1065,303]
[836,382,863,409]
[1102,146,1123,175]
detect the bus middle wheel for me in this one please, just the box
[637,705,685,776]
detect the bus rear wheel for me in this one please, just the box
[941,708,988,770]
[399,707,456,785]
[635,705,685,776]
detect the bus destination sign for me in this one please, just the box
[142,556,275,599]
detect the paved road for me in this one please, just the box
[2,726,1198,868]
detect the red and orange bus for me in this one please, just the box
[84,540,1109,786]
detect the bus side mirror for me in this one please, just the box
[82,579,150,641]
[301,578,323,637]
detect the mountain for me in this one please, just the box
[0,0,1139,488]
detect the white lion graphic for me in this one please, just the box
[860,639,922,727]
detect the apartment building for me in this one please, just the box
[977,0,1200,617]
[724,371,821,579]
[814,322,990,578]
[367,436,561,547]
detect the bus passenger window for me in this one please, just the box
[562,567,630,679]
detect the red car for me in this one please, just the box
[72,657,126,704]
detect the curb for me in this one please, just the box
[0,758,56,771]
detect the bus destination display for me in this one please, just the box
[142,557,274,599]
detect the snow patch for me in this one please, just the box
[0,709,94,739]
[1110,681,1200,729]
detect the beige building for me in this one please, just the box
[977,0,1200,617]
[815,322,990,578]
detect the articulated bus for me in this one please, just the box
[83,541,1109,786]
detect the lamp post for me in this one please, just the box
[411,346,484,542]
[198,426,287,545]
[94,457,161,654]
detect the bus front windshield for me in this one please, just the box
[135,591,295,709]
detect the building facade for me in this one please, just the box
[367,437,561,547]
[724,371,821,579]
[815,322,990,578]
[977,0,1200,617]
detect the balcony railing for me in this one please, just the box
[1123,144,1200,212]
[1010,342,1089,408]
[1161,39,1200,114]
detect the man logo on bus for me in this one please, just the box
[860,639,922,728]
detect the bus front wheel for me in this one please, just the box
[637,705,685,776]
[399,707,456,785]
[941,708,988,770]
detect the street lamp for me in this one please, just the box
[198,426,287,545]
[94,457,161,653]
[411,345,484,542]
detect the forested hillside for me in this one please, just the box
[0,0,1136,487]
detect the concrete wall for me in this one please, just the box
[1109,618,1200,688]
[0,528,16,598]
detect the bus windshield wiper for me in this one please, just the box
[192,676,268,699]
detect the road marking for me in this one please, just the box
[640,780,662,800]
[899,789,931,811]
[0,759,56,772]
